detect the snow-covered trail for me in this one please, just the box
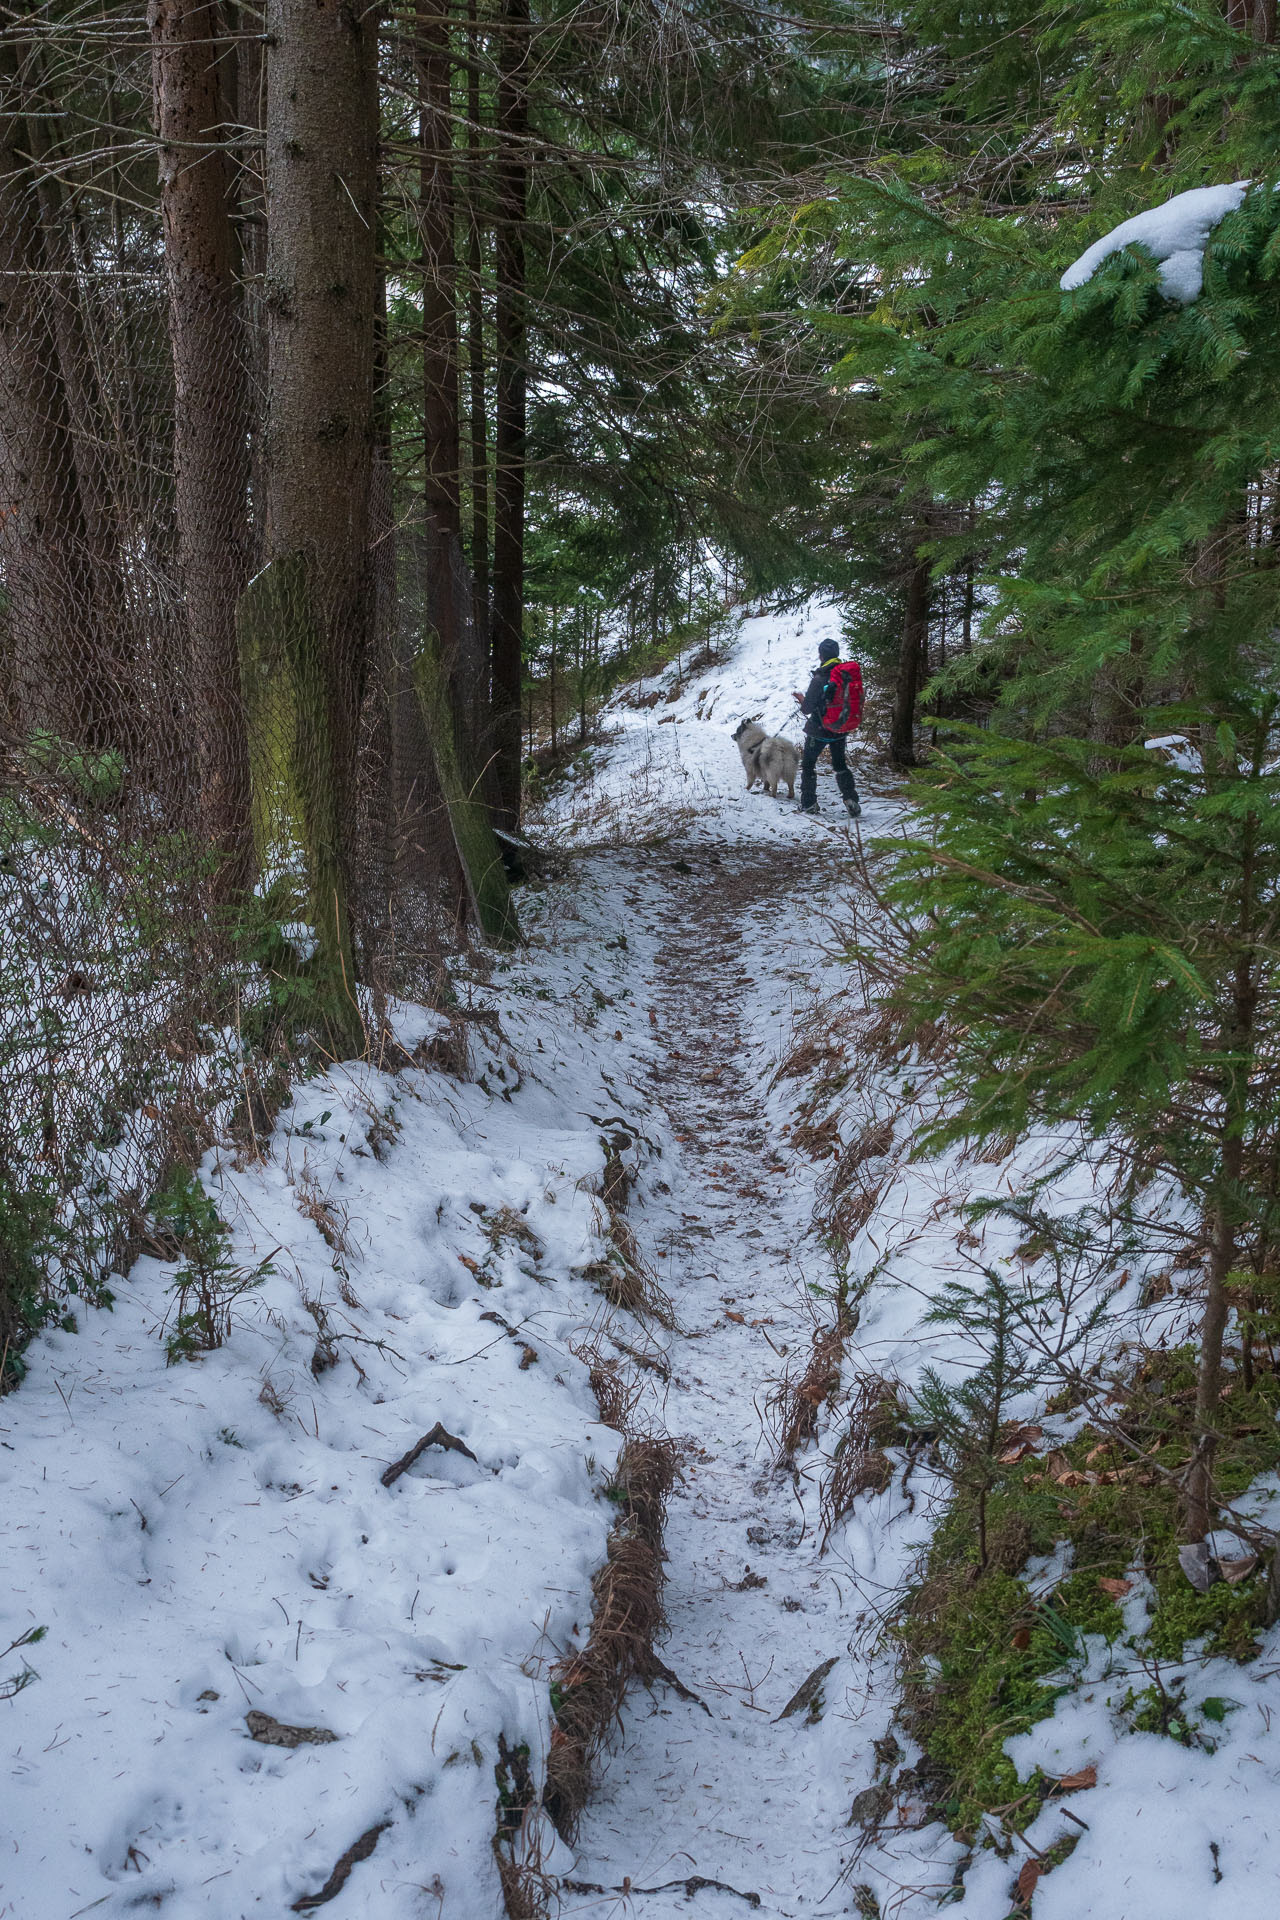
[528,601,925,1919]
[559,835,863,1917]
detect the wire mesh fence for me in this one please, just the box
[0,236,467,1375]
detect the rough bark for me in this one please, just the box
[232,0,269,568]
[258,0,379,1055]
[411,630,519,947]
[466,0,490,662]
[150,0,254,889]
[491,0,529,828]
[889,552,931,770]
[1185,826,1258,1541]
[417,0,484,771]
[1183,1162,1239,1544]
[1088,631,1147,759]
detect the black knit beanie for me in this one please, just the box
[818,639,840,662]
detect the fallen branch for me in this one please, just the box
[381,1423,478,1488]
[644,1653,712,1716]
[246,1710,337,1748]
[562,1876,763,1908]
[291,1820,390,1911]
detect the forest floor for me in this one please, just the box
[7,601,1280,1920]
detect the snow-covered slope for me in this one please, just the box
[1,908,676,1917]
[7,596,1280,1920]
[533,597,873,847]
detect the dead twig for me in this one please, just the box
[380,1422,478,1488]
[290,1821,391,1911]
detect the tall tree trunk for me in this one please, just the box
[1089,632,1146,752]
[418,0,484,771]
[232,0,269,569]
[256,0,379,1055]
[1184,798,1259,1541]
[889,552,930,770]
[491,0,528,829]
[1183,1150,1241,1542]
[150,0,254,891]
[0,41,129,755]
[549,604,558,755]
[466,0,490,666]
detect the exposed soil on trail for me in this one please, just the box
[560,829,879,1920]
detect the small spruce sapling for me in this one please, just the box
[916,1265,1054,1575]
[0,1167,63,1389]
[152,1167,275,1361]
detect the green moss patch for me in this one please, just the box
[893,1345,1280,1841]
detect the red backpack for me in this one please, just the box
[819,660,863,734]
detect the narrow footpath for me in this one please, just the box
[560,829,886,1920]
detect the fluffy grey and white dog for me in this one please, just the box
[731,718,800,799]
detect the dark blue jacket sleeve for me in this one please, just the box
[800,666,829,719]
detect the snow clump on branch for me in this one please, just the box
[1060,181,1249,304]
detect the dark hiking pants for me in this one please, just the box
[800,731,859,811]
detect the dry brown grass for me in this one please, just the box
[492,1848,550,1920]
[820,1373,910,1549]
[569,1329,645,1432]
[854,999,950,1072]
[774,1030,848,1085]
[294,1161,355,1256]
[380,1006,471,1080]
[591,1359,644,1432]
[227,1053,296,1164]
[817,1117,896,1244]
[789,1113,843,1161]
[769,1319,848,1464]
[542,1435,679,1839]
[582,1148,674,1324]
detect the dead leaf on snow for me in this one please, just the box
[1178,1542,1214,1593]
[999,1422,1042,1451]
[998,1424,1043,1465]
[1052,1765,1097,1794]
[246,1710,338,1748]
[776,1655,839,1722]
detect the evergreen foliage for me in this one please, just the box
[728,0,1280,1542]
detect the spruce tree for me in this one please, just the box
[857,177,1280,1541]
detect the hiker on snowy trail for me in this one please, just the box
[792,637,862,820]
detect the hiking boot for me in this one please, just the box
[844,797,862,820]
[794,803,819,815]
